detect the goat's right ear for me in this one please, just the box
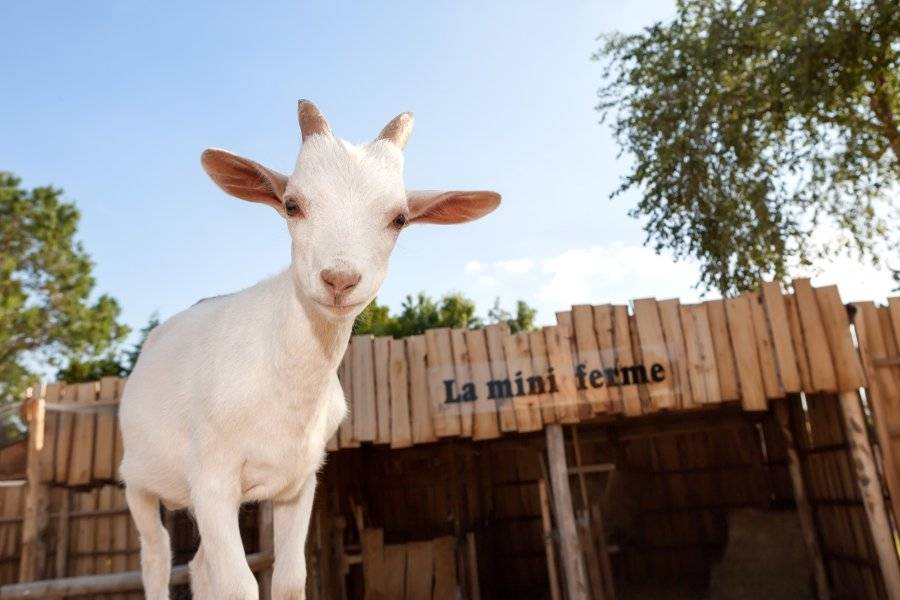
[201,149,287,212]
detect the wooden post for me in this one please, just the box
[538,480,562,600]
[837,391,900,596]
[18,394,49,582]
[258,500,274,599]
[545,424,590,600]
[774,400,829,600]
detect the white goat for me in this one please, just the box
[118,100,500,600]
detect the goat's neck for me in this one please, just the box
[272,269,354,374]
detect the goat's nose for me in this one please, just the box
[320,268,361,296]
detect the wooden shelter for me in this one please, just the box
[2,279,900,599]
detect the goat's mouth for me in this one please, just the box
[315,299,365,317]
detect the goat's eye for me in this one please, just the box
[284,198,302,218]
[392,213,408,228]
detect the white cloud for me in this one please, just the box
[464,260,483,273]
[536,243,702,309]
[494,258,535,274]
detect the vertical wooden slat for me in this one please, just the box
[749,291,784,399]
[544,326,581,424]
[793,279,839,393]
[408,335,437,445]
[705,300,741,402]
[465,329,501,440]
[54,490,70,579]
[68,382,97,486]
[110,488,129,577]
[54,384,76,484]
[93,377,118,481]
[815,285,865,391]
[432,536,457,600]
[338,349,359,449]
[502,333,542,432]
[373,337,392,445]
[784,294,814,392]
[556,312,592,420]
[528,329,558,425]
[450,329,473,438]
[628,314,652,412]
[405,540,435,600]
[39,384,60,483]
[426,328,462,437]
[593,305,622,413]
[572,305,612,413]
[384,544,407,600]
[361,528,386,599]
[658,299,694,409]
[889,297,900,347]
[724,294,767,411]
[680,303,721,405]
[612,306,642,416]
[485,323,517,432]
[352,335,377,443]
[760,282,802,393]
[95,486,114,577]
[632,298,676,411]
[389,338,413,449]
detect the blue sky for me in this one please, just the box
[2,1,896,343]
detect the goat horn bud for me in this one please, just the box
[298,99,331,141]
[375,112,415,149]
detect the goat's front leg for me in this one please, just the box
[191,477,259,600]
[271,474,317,600]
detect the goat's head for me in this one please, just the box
[201,100,500,321]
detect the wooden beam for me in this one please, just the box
[1,552,273,599]
[538,480,562,600]
[545,424,590,600]
[773,400,829,600]
[837,391,900,596]
[17,393,48,583]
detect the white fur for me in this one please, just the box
[119,105,499,600]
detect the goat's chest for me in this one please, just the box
[238,380,345,503]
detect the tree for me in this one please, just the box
[56,312,160,383]
[487,298,538,333]
[1,173,128,436]
[354,292,537,337]
[595,0,900,294]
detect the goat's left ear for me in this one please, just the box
[201,148,287,212]
[407,190,501,224]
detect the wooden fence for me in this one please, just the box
[20,279,869,488]
[6,278,900,598]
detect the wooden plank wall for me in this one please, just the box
[24,280,873,487]
[0,484,25,586]
[613,412,773,583]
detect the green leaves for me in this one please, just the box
[595,0,900,295]
[353,294,537,337]
[0,172,129,440]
